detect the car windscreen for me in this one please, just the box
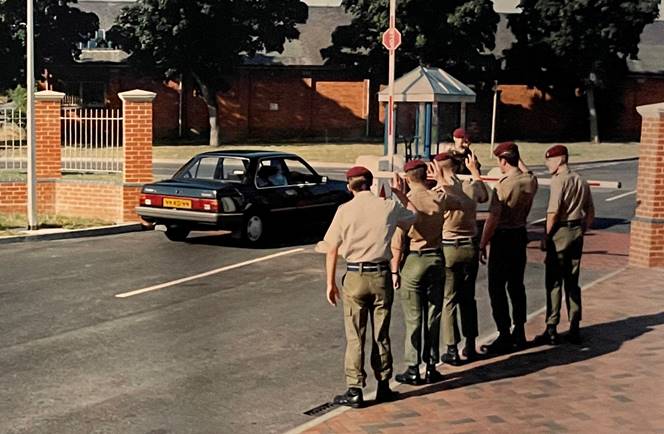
[174,156,249,182]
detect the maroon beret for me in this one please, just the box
[545,145,568,159]
[345,166,372,179]
[493,141,519,157]
[433,152,452,162]
[404,159,427,172]
[453,128,467,139]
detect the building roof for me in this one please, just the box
[72,2,664,75]
[378,66,477,103]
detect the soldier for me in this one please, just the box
[390,159,459,385]
[536,145,594,345]
[434,151,489,364]
[479,142,538,355]
[445,128,480,176]
[324,166,417,408]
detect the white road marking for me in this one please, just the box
[528,217,547,226]
[115,248,305,298]
[605,190,637,202]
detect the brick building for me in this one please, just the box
[54,1,664,143]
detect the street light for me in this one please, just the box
[26,0,37,229]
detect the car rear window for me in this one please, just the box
[175,157,249,182]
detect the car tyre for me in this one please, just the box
[165,225,190,242]
[242,213,267,246]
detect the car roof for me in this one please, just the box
[194,150,299,159]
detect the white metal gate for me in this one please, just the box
[61,108,123,173]
[0,107,27,172]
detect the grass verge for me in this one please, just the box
[152,141,639,165]
[0,213,113,236]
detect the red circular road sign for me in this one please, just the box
[382,27,401,51]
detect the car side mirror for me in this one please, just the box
[320,176,328,183]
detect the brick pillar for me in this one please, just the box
[629,102,664,268]
[119,89,156,222]
[34,90,64,214]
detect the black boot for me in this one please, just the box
[534,325,560,345]
[424,364,444,384]
[375,379,399,403]
[462,338,479,361]
[333,387,364,408]
[567,322,582,344]
[440,345,462,366]
[480,332,513,355]
[395,365,421,385]
[511,325,527,349]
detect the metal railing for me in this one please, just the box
[0,108,27,172]
[61,108,123,173]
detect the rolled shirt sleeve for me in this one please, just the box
[323,208,344,248]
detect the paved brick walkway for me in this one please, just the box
[300,266,664,433]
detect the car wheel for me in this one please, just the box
[165,225,190,242]
[242,214,267,245]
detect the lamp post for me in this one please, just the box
[26,0,37,229]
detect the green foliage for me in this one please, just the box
[6,85,26,112]
[0,0,99,91]
[505,0,661,93]
[321,0,500,87]
[109,0,308,94]
[109,0,308,145]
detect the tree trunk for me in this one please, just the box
[586,84,600,144]
[193,74,220,146]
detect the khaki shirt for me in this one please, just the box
[324,191,417,263]
[443,177,489,239]
[547,166,594,221]
[489,170,538,229]
[391,184,458,251]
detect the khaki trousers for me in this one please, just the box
[398,253,444,366]
[342,270,393,388]
[545,226,584,326]
[442,242,480,346]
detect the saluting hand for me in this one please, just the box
[429,161,445,186]
[327,283,340,306]
[465,151,480,177]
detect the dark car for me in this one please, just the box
[136,151,351,244]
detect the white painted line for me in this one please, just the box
[115,248,305,298]
[605,190,636,202]
[528,217,547,226]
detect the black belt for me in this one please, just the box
[559,220,582,228]
[346,261,390,272]
[442,238,474,247]
[408,248,441,256]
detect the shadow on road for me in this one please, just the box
[590,217,631,231]
[183,223,326,249]
[397,311,664,400]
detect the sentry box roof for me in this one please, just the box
[378,66,477,103]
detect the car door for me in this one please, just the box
[254,157,303,224]
[281,157,340,222]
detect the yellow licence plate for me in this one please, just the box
[163,198,192,209]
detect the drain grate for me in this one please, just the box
[303,401,338,416]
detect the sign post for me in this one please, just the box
[382,0,400,169]
[26,0,37,229]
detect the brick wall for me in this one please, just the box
[629,102,664,268]
[0,183,27,213]
[55,181,122,222]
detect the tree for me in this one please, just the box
[0,0,98,90]
[109,0,308,146]
[505,0,660,143]
[321,0,499,87]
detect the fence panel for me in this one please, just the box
[61,108,123,173]
[0,108,27,173]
